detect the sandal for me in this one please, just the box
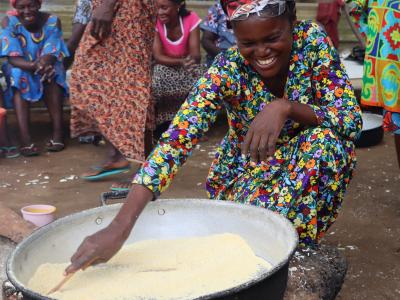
[46,140,65,152]
[20,144,39,157]
[0,146,20,159]
[110,180,132,192]
[81,162,131,181]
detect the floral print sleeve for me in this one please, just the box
[345,0,369,39]
[133,56,234,196]
[307,24,362,141]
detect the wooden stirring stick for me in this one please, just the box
[47,272,75,295]
[47,258,97,295]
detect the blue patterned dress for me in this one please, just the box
[1,15,69,107]
[133,21,363,246]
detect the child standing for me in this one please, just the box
[1,0,69,156]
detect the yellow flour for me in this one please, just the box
[28,233,271,300]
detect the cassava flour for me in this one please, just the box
[28,233,272,300]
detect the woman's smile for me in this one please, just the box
[255,56,277,69]
[232,15,294,81]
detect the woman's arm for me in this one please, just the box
[7,58,37,72]
[90,0,116,40]
[241,96,318,163]
[65,55,235,273]
[308,25,362,141]
[187,26,201,64]
[1,16,36,72]
[152,32,186,66]
[65,184,153,274]
[201,30,220,58]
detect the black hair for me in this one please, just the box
[284,1,296,23]
[171,0,190,17]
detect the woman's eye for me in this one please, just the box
[265,35,281,43]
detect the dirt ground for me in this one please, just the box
[0,112,399,299]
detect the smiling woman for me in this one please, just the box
[1,0,69,155]
[65,0,363,276]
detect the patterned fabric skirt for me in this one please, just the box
[207,127,356,246]
[152,64,205,125]
[69,0,156,161]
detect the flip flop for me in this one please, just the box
[110,180,132,192]
[1,146,20,159]
[46,140,65,152]
[20,144,39,157]
[81,165,131,181]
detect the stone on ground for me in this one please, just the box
[285,244,347,300]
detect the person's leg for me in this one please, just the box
[81,139,130,179]
[395,134,400,169]
[109,130,154,190]
[43,81,64,146]
[13,90,32,146]
[0,108,8,146]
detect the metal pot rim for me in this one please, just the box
[7,199,298,300]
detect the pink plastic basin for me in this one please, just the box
[20,205,56,227]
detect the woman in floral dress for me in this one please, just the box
[66,0,362,273]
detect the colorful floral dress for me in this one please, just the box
[0,15,69,108]
[346,0,400,132]
[133,21,363,246]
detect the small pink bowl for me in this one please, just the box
[21,204,56,227]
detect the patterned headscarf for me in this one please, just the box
[7,0,42,16]
[220,0,290,21]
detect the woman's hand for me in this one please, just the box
[90,0,116,40]
[64,221,127,275]
[64,184,154,275]
[182,56,196,72]
[34,55,56,82]
[242,96,292,163]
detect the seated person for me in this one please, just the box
[1,0,69,156]
[200,0,236,66]
[65,0,363,274]
[152,0,204,132]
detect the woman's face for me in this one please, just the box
[156,0,180,25]
[14,0,40,27]
[233,14,294,81]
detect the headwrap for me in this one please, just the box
[220,0,291,21]
[7,0,42,16]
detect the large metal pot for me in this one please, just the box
[355,112,384,148]
[7,199,298,300]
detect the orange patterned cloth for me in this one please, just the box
[69,0,156,161]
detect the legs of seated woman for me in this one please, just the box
[43,80,64,144]
[13,79,64,149]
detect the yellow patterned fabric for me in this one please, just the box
[347,0,400,112]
